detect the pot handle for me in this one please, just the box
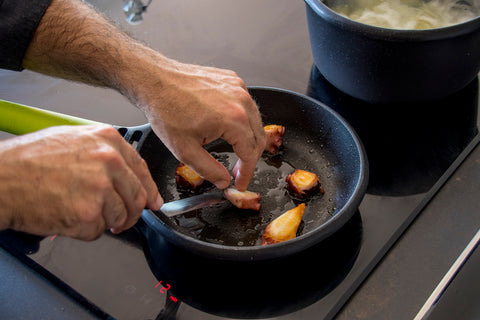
[0,99,102,135]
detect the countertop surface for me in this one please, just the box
[0,1,479,319]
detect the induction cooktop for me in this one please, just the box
[0,69,478,320]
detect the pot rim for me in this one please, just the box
[143,86,369,262]
[304,0,480,41]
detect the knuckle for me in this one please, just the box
[96,125,121,139]
[94,146,124,169]
[63,208,104,241]
[92,175,114,195]
[80,228,102,241]
[59,214,79,229]
[227,103,250,125]
[132,186,148,213]
[109,202,128,225]
[230,85,250,100]
[81,203,104,225]
[226,69,239,77]
[83,229,104,241]
[232,76,246,88]
[138,158,150,175]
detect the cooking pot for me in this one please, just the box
[304,0,480,103]
[0,87,368,317]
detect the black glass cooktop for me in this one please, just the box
[1,68,478,320]
[1,1,479,319]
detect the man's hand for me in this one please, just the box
[22,0,266,192]
[0,125,162,240]
[138,61,266,191]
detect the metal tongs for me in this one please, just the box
[152,190,227,218]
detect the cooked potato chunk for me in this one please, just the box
[262,203,306,245]
[175,163,204,190]
[286,169,324,198]
[224,187,261,211]
[264,124,285,154]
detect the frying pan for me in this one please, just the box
[139,87,368,259]
[0,87,368,317]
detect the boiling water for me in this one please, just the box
[324,0,480,29]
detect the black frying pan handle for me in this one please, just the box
[113,123,152,151]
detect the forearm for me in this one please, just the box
[22,0,265,191]
[22,0,171,105]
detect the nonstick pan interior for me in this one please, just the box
[139,87,368,260]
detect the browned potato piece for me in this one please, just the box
[264,124,285,154]
[224,187,261,211]
[286,169,324,198]
[262,203,306,245]
[175,163,204,190]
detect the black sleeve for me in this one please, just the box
[0,0,54,71]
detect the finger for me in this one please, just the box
[96,146,154,234]
[243,99,266,151]
[223,102,265,191]
[110,164,146,230]
[121,150,161,211]
[178,143,231,189]
[101,188,129,232]
[237,101,265,190]
[224,74,248,91]
[232,159,257,191]
[85,134,147,232]
[96,126,162,211]
[61,199,111,241]
[224,127,259,191]
[111,164,161,232]
[232,162,240,180]
[80,183,127,240]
